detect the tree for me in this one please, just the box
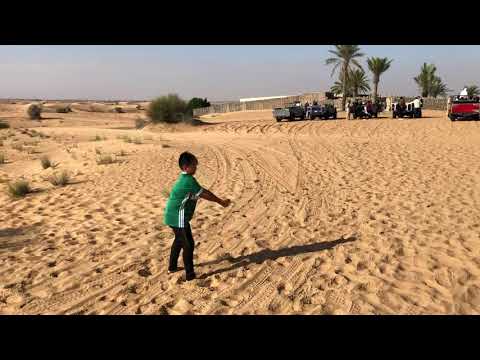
[367,57,393,102]
[348,69,371,98]
[330,69,370,98]
[430,77,450,98]
[465,85,480,97]
[330,80,352,97]
[414,63,449,97]
[414,63,436,97]
[325,45,365,109]
[147,94,188,123]
[186,97,211,115]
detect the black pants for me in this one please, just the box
[169,225,195,277]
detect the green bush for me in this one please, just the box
[7,180,31,198]
[147,94,188,123]
[0,121,10,129]
[27,104,42,120]
[186,97,211,115]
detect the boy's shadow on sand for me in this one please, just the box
[197,236,357,279]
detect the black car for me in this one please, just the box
[272,102,305,122]
[351,103,371,119]
[392,101,421,118]
[306,104,337,120]
[350,102,380,119]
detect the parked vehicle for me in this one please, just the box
[306,104,337,120]
[392,100,422,118]
[448,95,480,121]
[351,101,374,119]
[272,102,305,122]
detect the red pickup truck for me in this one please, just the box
[448,96,480,121]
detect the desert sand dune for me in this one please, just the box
[1,109,480,314]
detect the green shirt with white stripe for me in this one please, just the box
[163,172,203,228]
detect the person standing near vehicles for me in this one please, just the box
[413,96,422,118]
[346,100,351,120]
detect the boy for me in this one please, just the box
[163,151,231,281]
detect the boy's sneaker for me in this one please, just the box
[167,267,178,274]
[185,272,196,281]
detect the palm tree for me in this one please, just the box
[330,81,349,97]
[414,63,437,97]
[325,45,364,109]
[465,85,480,97]
[367,57,393,102]
[349,69,371,98]
[414,63,450,97]
[430,77,450,98]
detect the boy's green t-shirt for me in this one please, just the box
[164,172,203,228]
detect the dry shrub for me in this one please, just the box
[47,171,70,187]
[12,143,24,151]
[135,117,147,129]
[96,154,115,165]
[7,180,31,198]
[0,121,10,129]
[40,156,53,169]
[56,105,72,113]
[27,104,42,120]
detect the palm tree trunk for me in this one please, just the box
[342,64,347,110]
[373,78,379,103]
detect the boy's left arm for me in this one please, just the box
[188,177,204,200]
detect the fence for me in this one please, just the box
[193,94,449,116]
[193,92,331,116]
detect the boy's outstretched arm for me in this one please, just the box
[199,189,231,207]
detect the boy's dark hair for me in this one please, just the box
[179,151,198,169]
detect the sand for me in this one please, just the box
[1,106,480,315]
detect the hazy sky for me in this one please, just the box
[0,45,479,101]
